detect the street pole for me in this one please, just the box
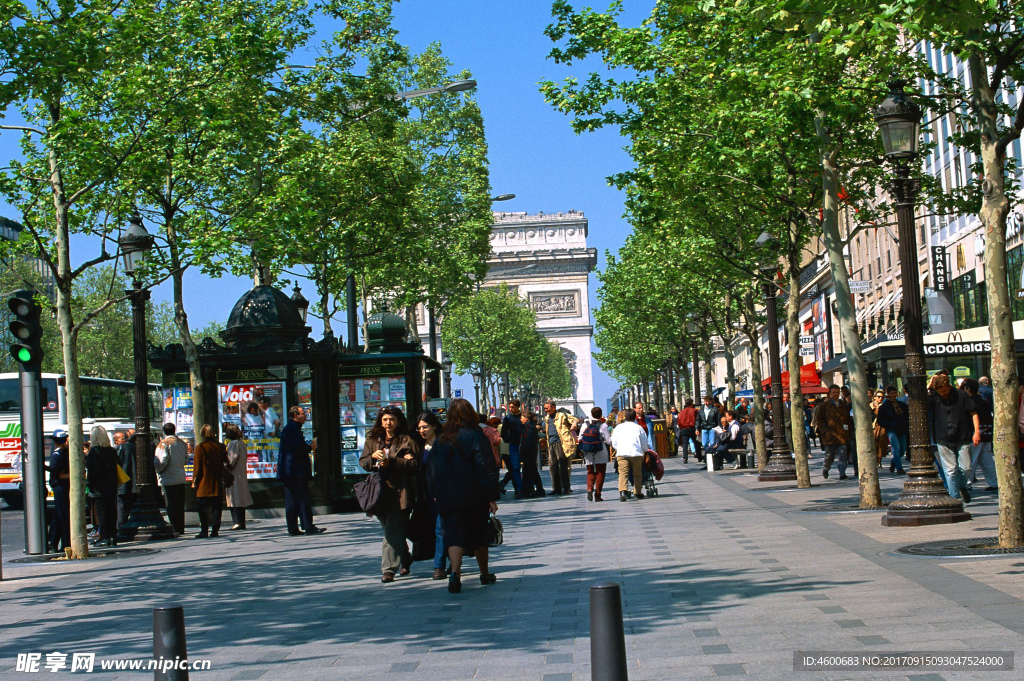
[882,162,970,526]
[690,339,701,405]
[117,281,175,541]
[346,273,359,353]
[758,278,798,482]
[20,365,45,554]
[428,306,438,361]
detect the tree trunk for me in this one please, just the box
[360,275,370,352]
[970,53,1024,546]
[168,237,211,439]
[49,146,88,559]
[320,267,333,338]
[704,348,714,397]
[815,125,882,507]
[787,235,811,488]
[744,292,768,469]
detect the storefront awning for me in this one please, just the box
[761,363,828,394]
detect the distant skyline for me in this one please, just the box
[1,1,657,406]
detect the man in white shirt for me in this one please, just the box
[610,410,650,502]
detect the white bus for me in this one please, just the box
[0,373,162,508]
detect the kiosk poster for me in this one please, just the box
[218,381,286,478]
[338,375,408,475]
[388,378,406,400]
[174,387,194,410]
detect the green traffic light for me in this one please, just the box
[16,347,32,363]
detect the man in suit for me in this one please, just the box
[277,406,324,536]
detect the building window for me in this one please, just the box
[1006,245,1024,321]
[952,273,987,329]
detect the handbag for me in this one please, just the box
[222,462,235,489]
[486,513,503,547]
[354,468,388,516]
[116,464,130,486]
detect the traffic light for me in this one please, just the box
[8,290,42,371]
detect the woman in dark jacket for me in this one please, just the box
[424,398,501,594]
[359,406,420,583]
[85,425,119,547]
[519,410,545,497]
[192,424,226,538]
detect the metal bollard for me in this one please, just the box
[153,604,189,681]
[590,582,628,681]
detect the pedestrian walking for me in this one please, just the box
[277,406,324,536]
[46,430,71,553]
[632,402,649,435]
[928,373,979,502]
[154,422,189,536]
[415,412,448,580]
[815,385,853,480]
[871,390,889,467]
[224,424,253,530]
[192,424,226,538]
[610,410,649,501]
[677,399,698,463]
[519,410,545,497]
[695,396,721,464]
[360,405,420,583]
[85,425,118,547]
[424,398,501,594]
[113,431,136,529]
[876,385,908,474]
[542,399,579,494]
[500,399,525,498]
[963,379,997,491]
[579,407,612,502]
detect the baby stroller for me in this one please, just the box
[631,450,663,498]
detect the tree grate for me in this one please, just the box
[894,537,1024,557]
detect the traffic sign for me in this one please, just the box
[453,389,463,398]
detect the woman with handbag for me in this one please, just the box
[424,399,501,594]
[85,425,119,547]
[224,424,253,530]
[359,406,420,584]
[192,424,226,538]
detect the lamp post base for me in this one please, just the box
[758,453,797,482]
[881,477,971,527]
[117,497,176,541]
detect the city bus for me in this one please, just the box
[0,373,162,508]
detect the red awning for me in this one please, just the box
[761,363,826,394]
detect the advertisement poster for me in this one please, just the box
[218,381,286,479]
[339,375,407,476]
[388,378,406,401]
[363,378,381,401]
[164,389,174,410]
[174,387,194,410]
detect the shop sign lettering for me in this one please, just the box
[932,246,948,291]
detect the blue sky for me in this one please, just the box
[5,0,656,407]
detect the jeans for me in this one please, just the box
[823,444,851,476]
[433,514,447,571]
[970,441,998,488]
[49,484,70,550]
[197,496,222,535]
[700,430,715,459]
[936,442,972,499]
[378,509,412,575]
[507,444,522,493]
[888,432,908,471]
[282,478,315,533]
[679,428,697,460]
[548,440,571,493]
[162,484,186,535]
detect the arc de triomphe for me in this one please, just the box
[417,210,598,417]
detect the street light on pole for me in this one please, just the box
[686,320,701,407]
[755,258,798,482]
[117,214,175,542]
[471,370,482,410]
[875,81,970,526]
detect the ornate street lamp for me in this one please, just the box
[441,357,453,399]
[876,81,970,526]
[117,214,175,541]
[756,261,797,481]
[471,369,482,409]
[291,286,309,324]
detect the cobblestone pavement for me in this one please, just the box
[1,454,1022,681]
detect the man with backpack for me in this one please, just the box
[579,407,612,502]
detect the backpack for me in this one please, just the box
[579,422,604,453]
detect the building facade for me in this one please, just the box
[416,210,599,418]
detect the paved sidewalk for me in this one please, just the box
[2,456,1022,681]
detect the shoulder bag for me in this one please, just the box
[487,513,504,547]
[353,465,388,516]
